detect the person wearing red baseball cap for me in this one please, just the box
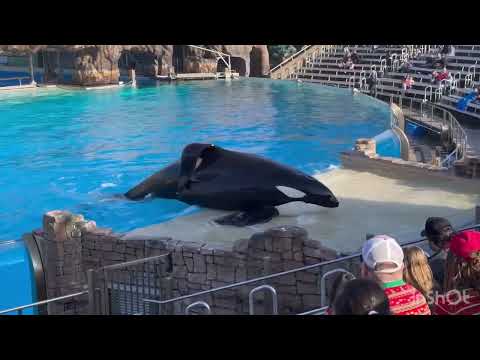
[434,230,480,315]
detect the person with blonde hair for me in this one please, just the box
[434,230,480,315]
[403,246,435,299]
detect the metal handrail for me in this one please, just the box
[319,269,355,307]
[142,224,480,312]
[0,76,33,87]
[0,290,88,315]
[269,45,313,74]
[387,93,468,166]
[249,285,278,315]
[185,301,212,315]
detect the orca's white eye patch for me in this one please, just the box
[275,186,306,199]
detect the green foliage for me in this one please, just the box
[268,45,304,68]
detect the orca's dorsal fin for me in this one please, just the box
[178,143,215,192]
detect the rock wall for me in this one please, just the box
[0,45,270,84]
[30,210,342,315]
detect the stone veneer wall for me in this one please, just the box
[31,210,343,315]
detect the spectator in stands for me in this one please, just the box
[431,68,450,88]
[367,69,378,96]
[385,50,393,70]
[398,59,412,73]
[403,246,435,299]
[333,278,391,315]
[441,45,450,57]
[325,272,355,315]
[351,51,359,65]
[402,75,415,91]
[433,230,480,315]
[361,235,431,315]
[421,217,454,288]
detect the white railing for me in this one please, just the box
[387,94,468,167]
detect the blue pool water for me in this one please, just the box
[0,79,395,241]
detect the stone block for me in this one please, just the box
[185,258,194,272]
[100,242,114,252]
[172,252,185,266]
[297,272,317,283]
[281,251,293,260]
[235,267,247,282]
[193,254,206,273]
[302,294,322,308]
[200,246,214,255]
[187,273,207,284]
[276,285,297,295]
[271,274,296,286]
[217,265,235,282]
[297,282,319,295]
[173,265,187,278]
[181,241,204,253]
[232,238,249,253]
[205,255,214,264]
[282,261,304,271]
[303,239,323,249]
[207,264,217,280]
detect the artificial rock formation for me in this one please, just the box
[0,45,270,85]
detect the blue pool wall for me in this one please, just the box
[0,240,37,314]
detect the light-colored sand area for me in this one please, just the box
[123,169,480,253]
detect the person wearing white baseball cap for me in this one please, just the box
[361,235,431,315]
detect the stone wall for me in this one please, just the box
[31,210,341,315]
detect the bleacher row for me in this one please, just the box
[296,45,480,121]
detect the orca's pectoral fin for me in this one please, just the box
[213,207,279,227]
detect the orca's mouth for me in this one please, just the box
[305,194,339,208]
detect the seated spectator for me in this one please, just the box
[402,75,415,91]
[398,59,412,73]
[431,68,450,88]
[333,279,391,315]
[421,217,455,288]
[433,230,480,315]
[384,51,393,69]
[325,272,355,315]
[351,51,359,65]
[441,45,450,57]
[403,246,435,299]
[361,235,431,315]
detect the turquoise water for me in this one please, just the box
[0,79,394,241]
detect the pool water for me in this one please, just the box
[0,79,394,241]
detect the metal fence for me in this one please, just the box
[88,254,171,315]
[142,223,480,315]
[2,223,479,316]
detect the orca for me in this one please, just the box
[125,143,339,226]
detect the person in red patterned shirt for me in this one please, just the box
[433,230,480,315]
[361,235,431,315]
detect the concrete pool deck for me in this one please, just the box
[123,168,480,253]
